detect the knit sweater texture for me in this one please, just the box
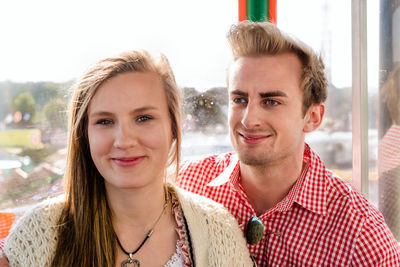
[4,185,252,267]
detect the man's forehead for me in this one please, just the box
[228,54,302,86]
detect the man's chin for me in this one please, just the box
[238,153,268,167]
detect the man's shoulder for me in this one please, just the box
[307,146,379,220]
[180,152,235,170]
[325,170,381,220]
[308,169,400,263]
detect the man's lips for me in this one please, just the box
[111,156,145,167]
[239,133,271,144]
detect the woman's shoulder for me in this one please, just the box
[169,184,253,266]
[171,184,229,215]
[11,195,64,230]
[4,195,65,266]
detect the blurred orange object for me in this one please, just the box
[0,213,16,239]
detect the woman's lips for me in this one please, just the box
[111,156,144,167]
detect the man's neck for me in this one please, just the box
[239,156,304,215]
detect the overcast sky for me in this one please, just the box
[0,0,378,90]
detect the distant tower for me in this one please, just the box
[320,0,334,126]
[321,0,332,85]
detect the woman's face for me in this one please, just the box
[87,72,172,191]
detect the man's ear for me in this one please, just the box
[303,103,325,132]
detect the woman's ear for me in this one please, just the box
[303,103,325,133]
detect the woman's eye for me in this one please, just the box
[137,115,152,123]
[96,119,113,125]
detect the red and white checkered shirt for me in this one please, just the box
[379,124,400,175]
[177,144,400,266]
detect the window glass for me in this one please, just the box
[368,0,380,208]
[279,0,354,181]
[2,2,398,245]
[0,1,354,208]
[0,81,69,209]
[377,0,400,241]
[0,0,238,211]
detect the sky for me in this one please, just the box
[0,0,379,91]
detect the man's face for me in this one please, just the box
[228,53,321,167]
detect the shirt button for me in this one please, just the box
[272,232,282,237]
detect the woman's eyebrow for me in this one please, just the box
[89,106,158,118]
[89,111,113,118]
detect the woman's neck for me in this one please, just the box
[107,183,167,229]
[109,183,178,267]
[110,184,178,267]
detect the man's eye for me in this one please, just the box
[263,99,280,106]
[96,119,113,125]
[233,97,247,104]
[137,115,152,123]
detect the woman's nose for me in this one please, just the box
[113,123,137,149]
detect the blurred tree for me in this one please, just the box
[0,86,12,122]
[42,97,68,129]
[32,81,70,107]
[182,87,228,133]
[12,90,36,124]
[182,87,198,98]
[206,87,228,106]
[1,81,72,127]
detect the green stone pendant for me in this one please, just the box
[245,216,265,245]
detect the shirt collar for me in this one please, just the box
[206,154,239,187]
[295,144,327,215]
[206,144,328,216]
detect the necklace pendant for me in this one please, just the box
[121,258,140,267]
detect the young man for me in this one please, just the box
[178,22,400,266]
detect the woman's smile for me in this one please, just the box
[111,156,145,167]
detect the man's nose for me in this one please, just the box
[241,103,262,129]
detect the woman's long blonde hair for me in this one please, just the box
[51,50,182,267]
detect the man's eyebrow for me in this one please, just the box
[230,90,288,98]
[230,90,248,97]
[259,91,288,98]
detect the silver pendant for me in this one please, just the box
[121,257,140,267]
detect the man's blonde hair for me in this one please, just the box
[227,21,327,114]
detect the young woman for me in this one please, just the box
[3,50,253,266]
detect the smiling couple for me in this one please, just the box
[3,21,400,267]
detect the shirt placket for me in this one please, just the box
[233,181,275,266]
[229,180,255,231]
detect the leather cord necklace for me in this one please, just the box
[116,189,168,267]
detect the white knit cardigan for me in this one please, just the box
[5,185,253,266]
